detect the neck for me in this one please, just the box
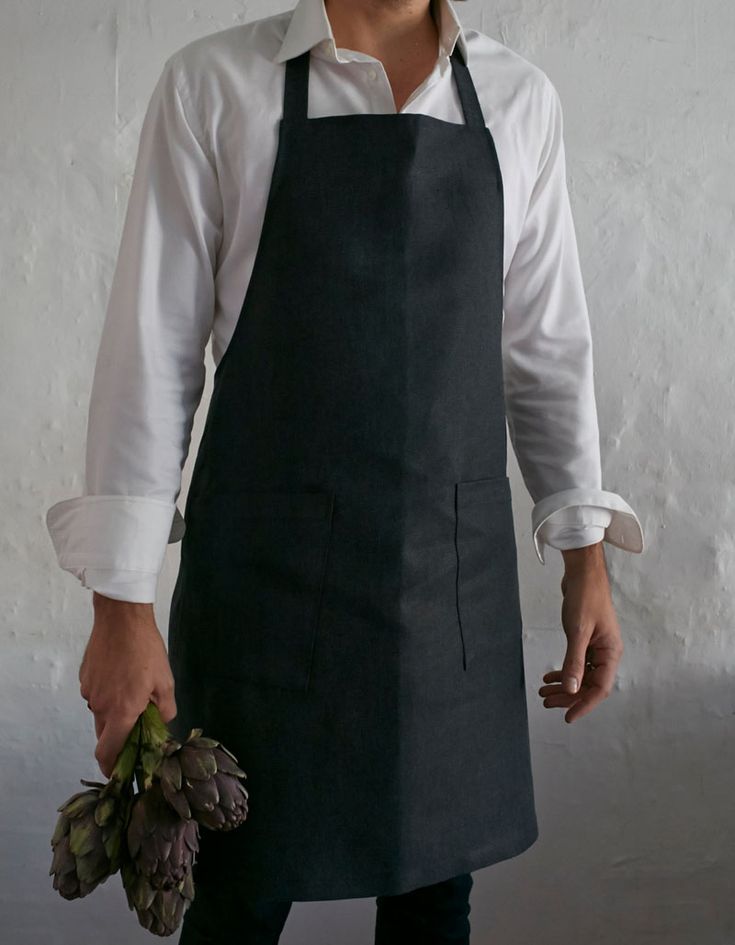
[324,0,439,61]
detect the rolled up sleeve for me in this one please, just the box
[45,53,221,602]
[502,78,644,565]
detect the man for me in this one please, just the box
[46,0,644,941]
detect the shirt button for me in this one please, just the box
[321,39,330,51]
[367,68,377,80]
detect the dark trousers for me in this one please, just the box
[178,871,474,945]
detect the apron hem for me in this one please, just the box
[209,821,540,903]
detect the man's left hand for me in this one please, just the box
[537,542,624,723]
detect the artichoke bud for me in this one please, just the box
[153,730,249,831]
[94,793,117,828]
[126,782,200,890]
[50,782,123,900]
[122,784,198,937]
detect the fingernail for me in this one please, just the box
[567,677,579,693]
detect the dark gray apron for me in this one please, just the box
[168,41,538,902]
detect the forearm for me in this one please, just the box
[559,541,610,605]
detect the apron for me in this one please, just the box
[167,40,538,903]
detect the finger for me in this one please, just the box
[539,667,596,695]
[589,650,619,703]
[540,685,584,705]
[538,683,575,696]
[95,714,139,779]
[150,680,177,725]
[82,693,104,738]
[542,670,563,683]
[540,659,599,704]
[544,695,582,709]
[565,663,617,723]
[541,654,601,691]
[565,690,605,723]
[561,632,592,696]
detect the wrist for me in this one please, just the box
[92,591,154,619]
[560,540,606,575]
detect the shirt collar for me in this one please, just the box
[274,0,469,66]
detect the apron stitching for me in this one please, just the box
[453,482,469,672]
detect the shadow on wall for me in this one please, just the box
[1,634,732,944]
[478,639,735,945]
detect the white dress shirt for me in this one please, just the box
[45,0,645,603]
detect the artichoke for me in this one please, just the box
[50,778,130,900]
[51,702,250,936]
[123,780,199,936]
[155,729,249,831]
[126,780,200,887]
[121,857,194,937]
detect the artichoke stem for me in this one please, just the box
[110,718,142,789]
[140,702,171,752]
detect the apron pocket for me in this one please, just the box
[454,475,523,672]
[184,489,335,693]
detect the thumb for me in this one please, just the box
[96,713,139,779]
[562,632,588,695]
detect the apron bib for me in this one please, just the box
[168,42,538,901]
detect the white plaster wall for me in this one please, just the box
[2,1,733,942]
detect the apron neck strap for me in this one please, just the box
[448,46,487,130]
[282,45,487,131]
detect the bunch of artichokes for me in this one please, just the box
[50,702,249,937]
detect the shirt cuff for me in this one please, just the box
[78,568,160,604]
[45,495,185,598]
[531,488,645,565]
[539,522,608,550]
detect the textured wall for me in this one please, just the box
[2,1,733,942]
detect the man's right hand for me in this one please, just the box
[79,592,178,778]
